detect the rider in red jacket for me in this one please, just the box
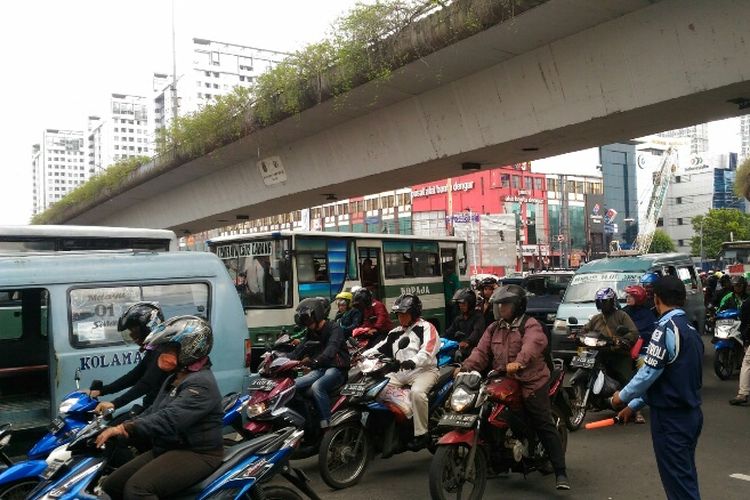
[352,287,393,347]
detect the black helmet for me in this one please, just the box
[479,277,497,290]
[117,302,165,344]
[452,288,477,309]
[731,275,748,289]
[392,294,423,318]
[294,297,331,328]
[143,315,213,366]
[351,287,373,308]
[490,284,527,320]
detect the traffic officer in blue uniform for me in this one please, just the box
[612,275,704,500]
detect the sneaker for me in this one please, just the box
[406,433,430,451]
[729,395,749,406]
[320,419,330,429]
[555,473,571,490]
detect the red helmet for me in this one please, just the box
[624,285,648,306]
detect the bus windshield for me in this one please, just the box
[214,238,292,308]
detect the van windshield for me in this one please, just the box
[564,272,642,303]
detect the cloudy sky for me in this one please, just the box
[0,1,743,225]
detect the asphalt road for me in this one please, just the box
[281,339,750,499]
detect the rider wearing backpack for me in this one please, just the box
[457,284,569,491]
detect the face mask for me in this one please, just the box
[158,352,179,372]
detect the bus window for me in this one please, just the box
[384,241,413,278]
[347,241,358,280]
[0,240,56,253]
[298,254,328,282]
[414,242,440,277]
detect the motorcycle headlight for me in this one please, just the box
[58,398,78,414]
[450,387,476,413]
[552,319,568,335]
[596,339,608,347]
[246,402,268,418]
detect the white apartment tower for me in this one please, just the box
[741,114,750,162]
[32,129,87,214]
[658,124,709,155]
[153,38,289,132]
[88,94,152,172]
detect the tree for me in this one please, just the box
[648,229,676,253]
[691,208,750,258]
[735,156,750,201]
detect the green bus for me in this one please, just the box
[206,231,469,367]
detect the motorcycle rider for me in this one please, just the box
[717,275,748,311]
[729,290,750,405]
[351,287,393,347]
[333,291,362,337]
[582,288,639,388]
[457,284,569,490]
[445,287,485,359]
[712,274,733,308]
[640,272,660,312]
[623,285,656,424]
[477,277,498,328]
[88,302,167,415]
[371,294,440,451]
[98,316,224,499]
[290,297,350,428]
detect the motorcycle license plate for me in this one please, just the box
[340,382,369,397]
[248,378,275,391]
[438,413,478,428]
[571,355,595,369]
[49,417,65,433]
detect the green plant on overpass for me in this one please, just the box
[691,208,750,258]
[31,156,150,225]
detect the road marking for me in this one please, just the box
[729,473,750,482]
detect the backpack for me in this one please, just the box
[489,315,555,372]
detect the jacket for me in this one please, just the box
[445,310,486,349]
[622,305,657,355]
[335,308,363,337]
[289,321,350,369]
[718,292,747,312]
[125,365,223,455]
[100,348,169,410]
[583,310,639,348]
[461,315,549,397]
[372,318,440,373]
[362,299,393,334]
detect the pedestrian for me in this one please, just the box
[728,291,750,405]
[612,275,704,500]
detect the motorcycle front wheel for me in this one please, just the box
[318,422,371,490]
[565,383,587,431]
[428,444,487,500]
[714,348,734,380]
[0,479,39,500]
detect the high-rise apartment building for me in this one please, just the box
[32,129,86,214]
[658,124,709,155]
[741,114,750,162]
[153,38,289,132]
[87,94,152,173]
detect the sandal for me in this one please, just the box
[634,412,646,424]
[729,395,749,406]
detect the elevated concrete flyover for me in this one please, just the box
[61,0,750,233]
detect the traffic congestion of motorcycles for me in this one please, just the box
[0,260,745,500]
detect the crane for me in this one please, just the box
[610,147,678,256]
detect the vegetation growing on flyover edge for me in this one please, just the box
[33,0,524,224]
[31,156,150,224]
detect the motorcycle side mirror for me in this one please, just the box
[397,337,411,350]
[568,317,579,325]
[74,368,81,390]
[487,369,501,378]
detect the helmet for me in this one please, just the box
[478,277,497,290]
[294,297,331,328]
[595,287,618,311]
[143,315,213,366]
[714,271,724,278]
[640,273,660,286]
[731,275,747,288]
[117,302,165,344]
[392,294,423,318]
[452,288,477,309]
[351,287,373,308]
[335,291,353,306]
[490,284,527,320]
[624,285,648,306]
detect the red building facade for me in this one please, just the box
[411,164,550,274]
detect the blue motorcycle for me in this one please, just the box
[27,417,320,500]
[0,374,101,499]
[713,308,744,380]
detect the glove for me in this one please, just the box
[400,359,416,371]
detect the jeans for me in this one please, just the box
[295,367,345,423]
[524,384,566,473]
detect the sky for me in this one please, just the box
[0,1,744,226]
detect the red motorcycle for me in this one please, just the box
[428,362,569,500]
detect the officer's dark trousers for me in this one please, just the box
[651,406,703,500]
[524,385,566,473]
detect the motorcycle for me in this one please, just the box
[27,413,321,500]
[713,308,744,380]
[428,368,569,500]
[318,337,456,490]
[0,370,103,499]
[565,327,628,431]
[703,305,716,336]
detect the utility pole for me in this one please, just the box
[171,0,179,129]
[559,174,569,268]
